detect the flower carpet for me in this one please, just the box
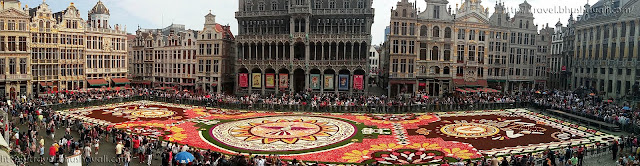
[58,101,618,165]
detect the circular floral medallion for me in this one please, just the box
[129,107,175,118]
[440,123,500,138]
[210,116,356,152]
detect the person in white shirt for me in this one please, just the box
[84,144,92,164]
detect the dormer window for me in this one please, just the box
[433,6,440,19]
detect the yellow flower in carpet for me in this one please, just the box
[407,143,441,150]
[167,133,187,141]
[370,143,404,151]
[443,148,474,159]
[342,150,370,162]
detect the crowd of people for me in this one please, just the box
[0,86,638,166]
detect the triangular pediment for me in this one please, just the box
[456,12,490,24]
[0,8,30,18]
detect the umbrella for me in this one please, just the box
[174,151,195,164]
[623,106,631,110]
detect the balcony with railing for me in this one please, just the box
[466,61,478,66]
[236,34,290,41]
[289,6,311,14]
[309,34,371,41]
[235,10,288,17]
[312,8,374,15]
[4,74,32,81]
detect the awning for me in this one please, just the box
[464,88,477,93]
[211,83,218,86]
[488,79,506,83]
[454,79,488,87]
[112,78,131,85]
[477,80,488,87]
[485,88,500,93]
[87,79,108,87]
[39,82,54,87]
[452,79,466,86]
[455,88,468,93]
[132,80,152,85]
[477,88,499,93]
[180,83,195,86]
[389,80,416,84]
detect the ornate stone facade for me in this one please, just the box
[235,0,374,95]
[0,0,128,97]
[571,0,640,98]
[388,0,550,96]
[0,0,31,98]
[129,12,235,93]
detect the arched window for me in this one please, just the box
[431,46,439,60]
[443,66,450,74]
[526,21,530,29]
[444,27,452,38]
[432,26,440,37]
[420,25,428,36]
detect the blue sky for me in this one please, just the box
[25,0,592,44]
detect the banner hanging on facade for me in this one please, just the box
[338,74,349,90]
[252,73,262,88]
[353,75,364,90]
[310,74,321,90]
[279,73,289,89]
[324,74,334,90]
[265,74,275,88]
[239,73,248,88]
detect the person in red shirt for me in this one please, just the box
[49,144,57,163]
[132,137,141,159]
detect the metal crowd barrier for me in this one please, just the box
[45,95,533,114]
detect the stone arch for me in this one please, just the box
[293,68,306,92]
[420,25,428,36]
[431,46,439,61]
[432,26,440,37]
[444,27,452,38]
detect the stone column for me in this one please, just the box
[261,71,265,95]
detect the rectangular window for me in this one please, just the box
[401,40,407,54]
[0,36,4,51]
[400,59,406,73]
[214,44,220,55]
[408,41,415,54]
[7,20,15,30]
[7,36,16,51]
[408,59,414,73]
[479,31,485,41]
[433,6,440,19]
[621,42,626,60]
[393,40,399,53]
[457,45,465,62]
[631,21,636,36]
[392,59,398,72]
[468,45,476,61]
[458,29,465,40]
[478,46,484,63]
